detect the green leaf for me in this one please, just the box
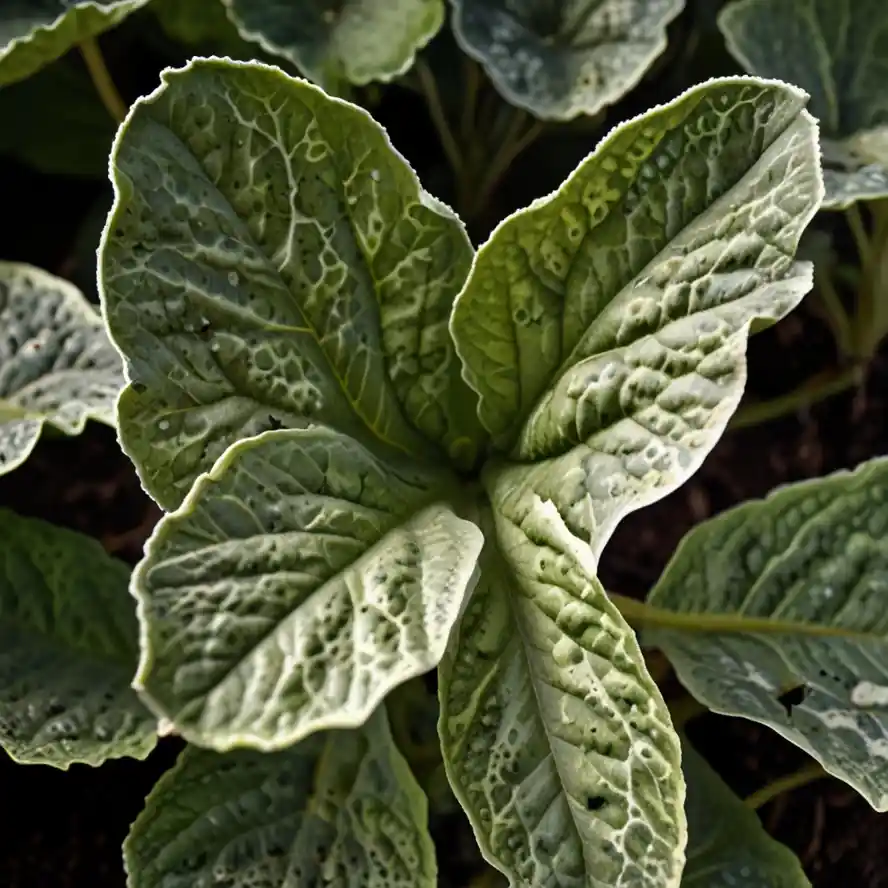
[449,0,686,120]
[719,0,888,209]
[133,425,483,751]
[0,262,123,476]
[223,0,445,92]
[439,505,686,888]
[451,77,823,457]
[0,0,146,87]
[151,0,262,60]
[0,508,156,767]
[645,457,888,812]
[100,57,486,511]
[681,740,810,887]
[125,708,436,888]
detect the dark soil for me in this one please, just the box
[1,2,887,885]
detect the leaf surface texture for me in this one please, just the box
[134,426,483,750]
[647,457,888,811]
[0,262,122,475]
[125,708,436,888]
[0,509,155,767]
[101,57,485,510]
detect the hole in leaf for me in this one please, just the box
[777,684,808,718]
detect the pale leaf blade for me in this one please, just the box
[0,0,146,86]
[101,57,485,510]
[681,740,810,887]
[719,0,888,208]
[439,506,685,888]
[0,262,123,476]
[451,77,823,451]
[450,0,685,120]
[646,457,888,811]
[224,0,445,91]
[125,708,437,888]
[0,509,156,767]
[133,425,483,751]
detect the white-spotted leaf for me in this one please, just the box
[133,425,483,751]
[0,509,156,767]
[449,0,685,120]
[719,0,888,208]
[100,57,486,511]
[646,457,888,811]
[0,262,123,476]
[441,75,823,888]
[0,0,146,86]
[451,79,822,564]
[681,740,810,887]
[440,505,685,887]
[125,708,436,888]
[224,0,445,92]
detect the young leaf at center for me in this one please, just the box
[133,426,484,750]
[0,262,123,476]
[646,457,888,812]
[0,509,156,767]
[100,57,486,511]
[125,708,437,888]
[443,77,823,887]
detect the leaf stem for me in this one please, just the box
[845,204,872,268]
[78,35,126,123]
[416,58,463,179]
[744,761,827,810]
[814,269,854,355]
[608,592,870,640]
[469,111,545,218]
[729,365,861,430]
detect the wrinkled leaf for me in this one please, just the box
[0,0,146,87]
[449,0,685,120]
[646,457,888,811]
[681,740,810,887]
[100,57,485,511]
[125,708,436,888]
[224,0,445,92]
[719,0,888,208]
[440,505,686,887]
[451,79,823,523]
[0,262,123,476]
[133,425,483,751]
[0,509,156,767]
[451,76,823,453]
[442,76,822,888]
